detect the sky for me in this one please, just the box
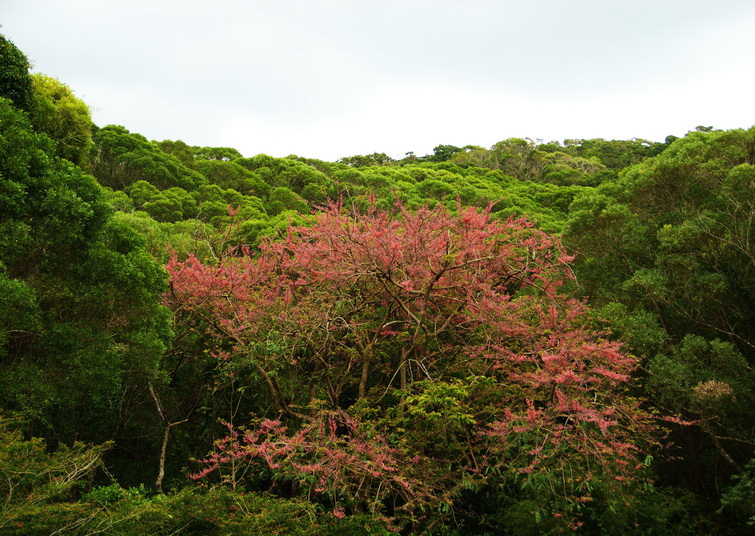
[4,0,755,161]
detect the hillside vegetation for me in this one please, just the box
[2,34,755,535]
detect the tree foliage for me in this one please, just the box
[564,127,755,512]
[30,74,93,165]
[166,202,660,531]
[0,35,33,112]
[90,125,207,191]
[0,97,171,442]
[4,32,755,533]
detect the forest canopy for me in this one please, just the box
[1,33,754,535]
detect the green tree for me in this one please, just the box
[0,98,172,443]
[29,74,93,165]
[558,138,663,170]
[264,186,309,215]
[90,125,207,191]
[0,415,110,532]
[154,138,195,166]
[564,127,755,524]
[193,145,243,161]
[192,159,271,197]
[338,152,395,167]
[419,144,463,162]
[0,34,33,113]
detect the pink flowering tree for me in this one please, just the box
[166,202,661,532]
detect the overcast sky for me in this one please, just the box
[4,0,755,161]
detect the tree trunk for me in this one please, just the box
[148,383,189,493]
